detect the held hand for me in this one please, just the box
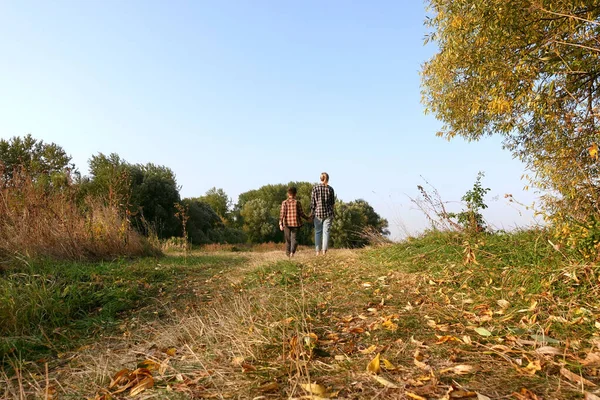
[279,224,284,231]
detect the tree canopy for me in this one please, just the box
[421,0,600,254]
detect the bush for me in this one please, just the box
[0,168,158,261]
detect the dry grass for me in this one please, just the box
[0,169,156,261]
[2,235,598,399]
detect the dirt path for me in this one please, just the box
[3,248,595,399]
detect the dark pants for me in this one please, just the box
[284,226,299,255]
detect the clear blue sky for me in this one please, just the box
[0,1,539,238]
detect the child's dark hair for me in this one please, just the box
[287,186,297,196]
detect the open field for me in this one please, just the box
[2,230,600,399]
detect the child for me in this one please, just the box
[279,186,309,258]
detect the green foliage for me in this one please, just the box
[421,1,600,254]
[85,153,181,239]
[240,198,278,243]
[448,172,490,233]
[199,187,232,223]
[330,199,389,248]
[236,182,313,244]
[0,134,73,187]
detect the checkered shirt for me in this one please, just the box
[279,198,307,227]
[310,184,335,219]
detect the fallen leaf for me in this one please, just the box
[165,347,177,357]
[535,346,562,356]
[367,353,381,374]
[450,389,477,398]
[372,375,400,388]
[130,376,154,396]
[441,364,475,375]
[462,335,472,345]
[512,388,540,400]
[522,360,541,375]
[382,358,396,370]
[477,393,492,400]
[137,360,159,371]
[530,334,560,344]
[300,383,327,396]
[436,335,463,344]
[583,352,600,367]
[585,392,600,400]
[560,367,597,387]
[497,299,510,309]
[109,369,130,389]
[359,345,377,355]
[382,319,399,331]
[474,327,492,337]
[258,382,279,393]
[406,391,427,400]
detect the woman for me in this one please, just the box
[310,172,335,255]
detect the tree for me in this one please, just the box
[199,187,232,222]
[240,198,277,243]
[330,199,389,248]
[182,198,223,244]
[0,134,73,186]
[421,1,600,253]
[235,182,314,244]
[86,153,181,239]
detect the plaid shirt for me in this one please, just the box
[310,184,335,219]
[279,198,308,227]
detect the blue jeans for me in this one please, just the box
[314,217,332,252]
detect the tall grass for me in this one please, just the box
[0,168,157,261]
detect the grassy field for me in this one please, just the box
[2,230,600,399]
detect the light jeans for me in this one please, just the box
[314,217,332,252]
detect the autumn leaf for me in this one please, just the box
[474,327,492,337]
[257,381,279,393]
[300,383,327,396]
[521,360,541,375]
[165,347,177,357]
[382,319,399,331]
[440,364,475,375]
[130,376,154,397]
[372,375,400,389]
[406,391,427,400]
[367,353,381,374]
[535,346,562,356]
[382,358,397,370]
[109,369,130,389]
[359,345,377,355]
[590,143,599,161]
[560,367,597,387]
[582,352,600,367]
[435,335,462,344]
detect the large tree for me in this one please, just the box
[421,0,600,251]
[0,134,73,185]
[199,187,232,223]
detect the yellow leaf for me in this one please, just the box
[137,360,159,371]
[359,345,377,355]
[590,143,599,161]
[440,364,475,375]
[257,381,279,393]
[522,360,541,375]
[300,383,327,396]
[382,358,396,370]
[435,335,462,344]
[406,391,427,400]
[165,347,177,357]
[367,353,381,374]
[382,319,398,331]
[372,375,400,388]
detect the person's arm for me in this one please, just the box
[328,187,336,209]
[279,201,286,230]
[310,187,316,215]
[298,201,308,220]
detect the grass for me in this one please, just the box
[3,230,600,399]
[0,254,247,368]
